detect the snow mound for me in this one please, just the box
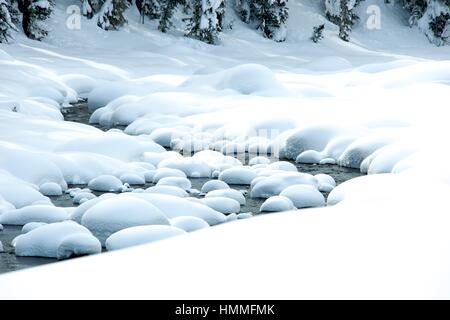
[156,177,192,191]
[219,167,256,185]
[205,189,246,205]
[170,216,210,232]
[315,174,336,187]
[22,222,48,233]
[260,196,296,213]
[0,241,3,253]
[249,156,271,166]
[152,168,187,183]
[13,221,101,259]
[145,186,188,198]
[88,175,123,192]
[201,180,230,194]
[70,194,116,224]
[105,225,186,251]
[251,172,318,199]
[60,74,96,95]
[0,205,69,226]
[143,151,182,167]
[296,150,324,164]
[81,197,170,245]
[73,192,96,204]
[158,158,211,178]
[267,161,297,172]
[119,173,145,185]
[202,197,241,214]
[280,185,326,209]
[39,182,63,196]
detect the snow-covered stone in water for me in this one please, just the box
[0,205,69,226]
[157,177,192,191]
[81,197,170,245]
[279,185,325,209]
[201,180,230,194]
[249,156,271,166]
[0,241,3,253]
[202,197,240,214]
[338,136,393,169]
[296,150,324,164]
[88,175,123,192]
[205,189,246,205]
[0,224,3,231]
[318,183,334,193]
[219,167,257,185]
[132,188,145,193]
[322,136,357,159]
[120,173,145,185]
[73,192,96,204]
[57,233,102,260]
[105,225,186,251]
[22,222,47,233]
[39,182,63,196]
[70,194,116,224]
[152,168,187,183]
[315,174,336,188]
[143,151,182,167]
[145,186,188,198]
[170,216,209,232]
[237,213,253,220]
[226,213,238,222]
[268,161,297,172]
[13,221,101,259]
[188,189,201,196]
[158,158,211,178]
[144,170,156,183]
[251,172,318,199]
[211,170,220,178]
[319,158,336,165]
[260,196,295,213]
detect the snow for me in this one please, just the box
[201,180,230,194]
[205,189,246,205]
[0,205,69,226]
[156,177,192,191]
[22,222,48,234]
[157,158,212,178]
[145,186,189,198]
[0,241,3,253]
[279,185,326,209]
[249,156,271,166]
[296,150,324,164]
[13,221,101,259]
[39,182,63,196]
[88,175,123,192]
[219,167,257,185]
[105,225,186,251]
[73,192,96,205]
[251,172,318,199]
[170,216,210,232]
[152,168,187,183]
[119,173,145,185]
[81,197,170,245]
[260,196,296,213]
[315,174,336,187]
[202,197,241,214]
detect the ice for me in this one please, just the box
[152,168,187,183]
[202,197,241,214]
[39,182,63,196]
[22,222,48,233]
[13,221,101,259]
[156,177,192,191]
[145,186,189,198]
[0,205,69,226]
[200,180,230,194]
[105,225,186,251]
[205,189,246,206]
[81,197,170,245]
[219,167,257,185]
[170,216,210,232]
[260,196,296,213]
[279,185,326,209]
[251,172,318,199]
[88,175,123,192]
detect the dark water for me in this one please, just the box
[0,102,362,275]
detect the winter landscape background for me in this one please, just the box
[1,0,450,299]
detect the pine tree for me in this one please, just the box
[0,0,18,43]
[186,0,225,44]
[81,0,104,19]
[402,0,427,26]
[137,0,161,23]
[20,0,54,41]
[97,0,129,30]
[325,0,361,42]
[158,0,185,32]
[311,24,325,43]
[253,0,289,41]
[235,0,252,23]
[339,0,351,41]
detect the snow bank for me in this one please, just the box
[0,205,69,226]
[105,225,186,251]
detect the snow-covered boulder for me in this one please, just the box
[205,189,246,205]
[13,221,101,259]
[73,192,96,204]
[219,167,257,185]
[81,197,170,245]
[170,216,209,232]
[251,172,318,199]
[0,205,69,226]
[260,196,295,213]
[143,151,182,167]
[202,197,240,214]
[105,225,186,251]
[88,175,123,192]
[249,156,271,166]
[156,177,192,191]
[158,158,211,178]
[279,185,325,209]
[70,194,115,224]
[119,173,145,185]
[39,182,63,196]
[201,180,230,194]
[296,150,324,164]
[0,224,3,231]
[0,241,3,253]
[152,168,187,183]
[22,222,47,233]
[145,185,188,198]
[267,161,297,172]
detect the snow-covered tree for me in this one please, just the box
[325,0,361,41]
[158,0,186,32]
[311,23,325,43]
[0,0,18,43]
[402,0,427,26]
[418,0,450,45]
[235,0,252,23]
[186,0,225,44]
[20,0,54,41]
[137,0,161,23]
[81,0,103,19]
[252,0,289,41]
[97,0,129,30]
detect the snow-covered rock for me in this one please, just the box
[158,158,211,178]
[156,177,192,191]
[201,180,230,194]
[315,174,336,188]
[152,168,187,183]
[88,175,123,192]
[251,172,318,199]
[105,225,186,251]
[81,197,170,245]
[219,167,257,185]
[279,185,325,209]
[73,192,97,204]
[170,216,210,232]
[267,161,297,172]
[296,150,324,164]
[13,221,101,259]
[0,205,69,226]
[119,173,145,185]
[202,197,241,214]
[205,189,246,206]
[0,241,3,253]
[249,156,271,166]
[260,196,296,213]
[145,185,188,198]
[22,222,47,233]
[39,182,63,196]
